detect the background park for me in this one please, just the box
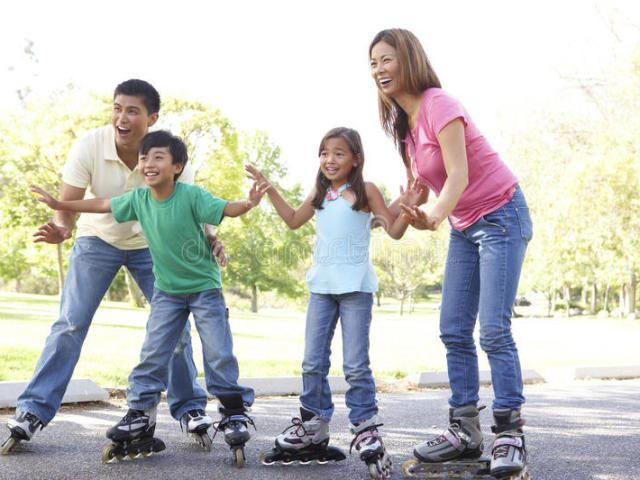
[1,1,640,393]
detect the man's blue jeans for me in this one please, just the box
[440,186,533,411]
[16,236,208,424]
[300,291,377,424]
[126,288,254,410]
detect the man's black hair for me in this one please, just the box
[113,79,160,115]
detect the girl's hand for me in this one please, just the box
[400,204,440,231]
[32,221,72,244]
[31,184,59,210]
[245,165,273,192]
[400,178,429,207]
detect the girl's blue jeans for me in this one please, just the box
[16,236,208,424]
[440,185,532,411]
[300,291,377,424]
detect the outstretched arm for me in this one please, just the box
[245,164,315,229]
[33,182,85,244]
[223,180,269,218]
[31,184,111,213]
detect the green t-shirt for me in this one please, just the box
[110,182,227,294]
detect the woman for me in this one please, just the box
[368,28,532,478]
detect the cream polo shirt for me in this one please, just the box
[62,125,195,250]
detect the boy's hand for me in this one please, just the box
[31,184,59,210]
[400,204,440,231]
[246,180,270,209]
[33,222,72,244]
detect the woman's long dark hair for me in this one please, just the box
[311,127,368,211]
[369,28,441,167]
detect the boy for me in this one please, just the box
[31,130,266,464]
[5,79,220,455]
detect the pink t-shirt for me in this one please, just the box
[405,88,518,231]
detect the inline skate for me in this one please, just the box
[180,408,213,451]
[212,393,255,468]
[401,405,491,478]
[1,411,44,454]
[489,409,529,479]
[260,406,346,466]
[350,417,392,479]
[102,406,165,463]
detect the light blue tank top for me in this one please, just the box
[306,184,378,294]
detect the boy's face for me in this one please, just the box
[138,146,183,188]
[112,94,159,151]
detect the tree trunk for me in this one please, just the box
[590,281,597,314]
[620,283,626,315]
[546,289,553,317]
[604,283,611,312]
[628,273,637,315]
[581,283,588,306]
[399,293,405,316]
[251,284,258,313]
[56,243,65,295]
[551,289,558,315]
[124,267,145,307]
[375,292,381,307]
[564,285,571,317]
[14,278,21,293]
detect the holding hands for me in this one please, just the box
[397,179,441,231]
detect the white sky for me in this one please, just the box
[2,0,639,191]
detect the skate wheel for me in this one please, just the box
[401,459,419,478]
[234,447,245,468]
[369,462,383,479]
[101,444,118,464]
[1,437,17,455]
[142,450,152,457]
[316,459,328,465]
[259,450,276,465]
[299,460,311,465]
[201,434,212,452]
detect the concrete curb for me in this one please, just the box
[410,368,546,388]
[574,365,640,380]
[0,378,108,409]
[197,376,349,397]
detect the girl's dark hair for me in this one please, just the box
[139,130,188,181]
[311,127,368,211]
[369,28,441,167]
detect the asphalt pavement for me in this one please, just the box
[1,379,639,480]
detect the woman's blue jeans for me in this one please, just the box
[16,236,208,424]
[440,186,532,410]
[300,291,377,424]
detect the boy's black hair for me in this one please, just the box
[139,130,188,181]
[113,79,161,115]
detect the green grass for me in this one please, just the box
[1,291,639,388]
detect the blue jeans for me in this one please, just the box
[127,288,254,411]
[16,236,208,424]
[300,291,377,424]
[440,186,532,410]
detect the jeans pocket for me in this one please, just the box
[515,207,533,242]
[481,212,506,232]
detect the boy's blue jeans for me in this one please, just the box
[16,236,208,424]
[300,291,377,424]
[126,288,254,411]
[440,185,532,411]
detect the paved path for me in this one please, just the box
[1,379,639,480]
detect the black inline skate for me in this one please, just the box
[260,406,346,466]
[1,411,44,454]
[102,407,165,463]
[401,405,491,478]
[350,417,392,479]
[212,393,255,468]
[489,409,529,479]
[180,408,213,451]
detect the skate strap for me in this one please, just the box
[349,424,383,454]
[443,428,463,450]
[492,435,523,449]
[491,418,525,434]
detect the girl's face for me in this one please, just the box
[370,41,402,98]
[319,137,357,188]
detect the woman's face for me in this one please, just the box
[370,41,402,98]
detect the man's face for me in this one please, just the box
[111,94,158,151]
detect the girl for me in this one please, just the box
[247,127,424,479]
[369,28,532,478]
